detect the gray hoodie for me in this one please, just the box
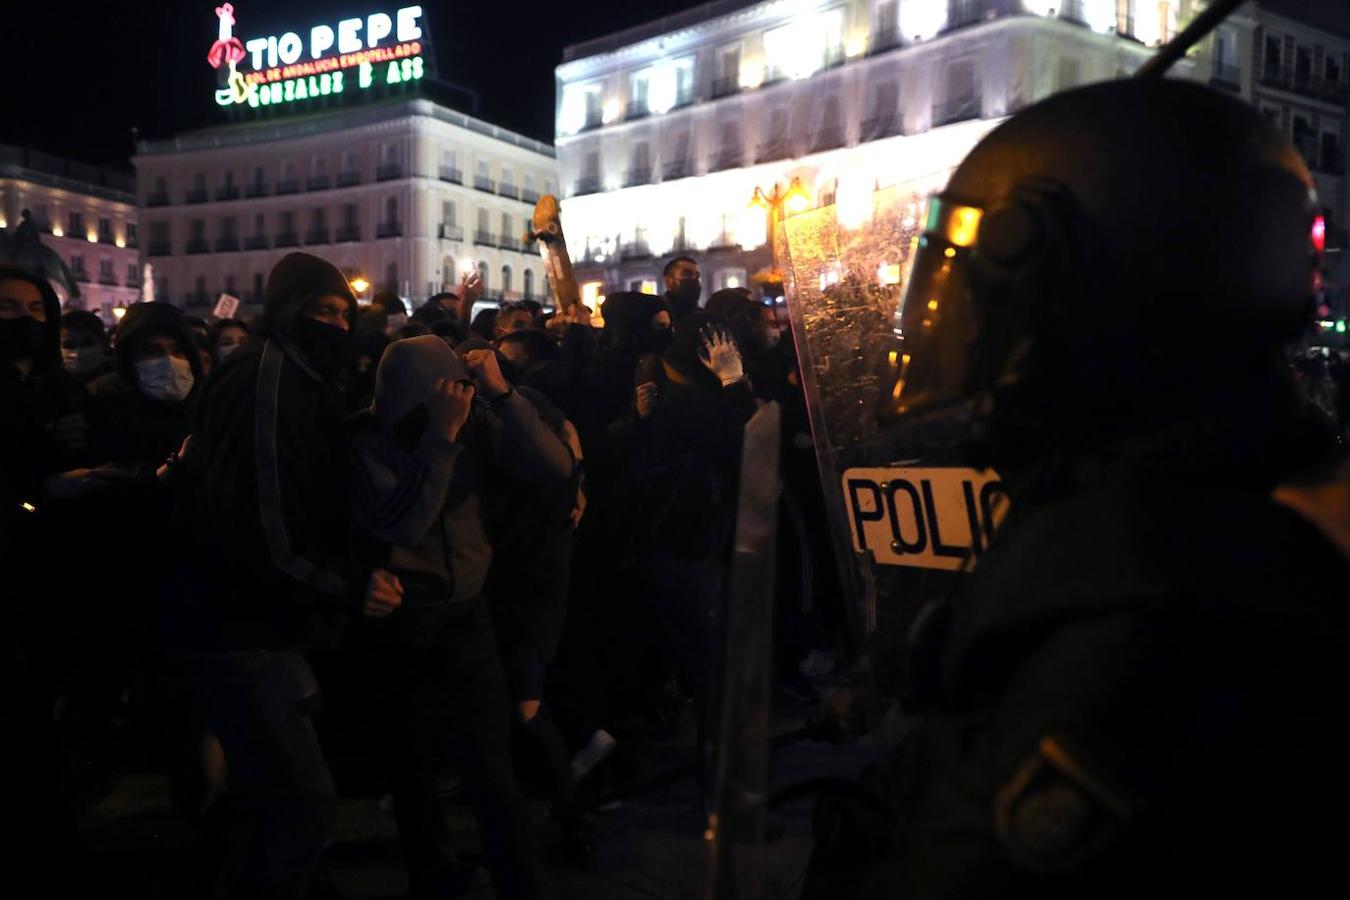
[352,335,573,602]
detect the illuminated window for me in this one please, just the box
[523,269,534,299]
[900,0,946,41]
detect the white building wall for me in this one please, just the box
[0,157,141,320]
[134,100,557,315]
[555,0,1202,295]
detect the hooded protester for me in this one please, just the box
[574,291,670,452]
[351,335,570,899]
[60,309,114,387]
[207,317,250,367]
[0,265,93,894]
[164,252,400,900]
[636,310,757,779]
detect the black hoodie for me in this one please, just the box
[166,253,361,650]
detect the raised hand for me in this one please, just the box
[699,325,745,386]
[635,381,659,419]
[425,377,475,443]
[463,348,511,399]
[459,270,484,305]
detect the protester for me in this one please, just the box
[661,256,703,322]
[495,301,534,339]
[206,317,250,367]
[163,252,399,900]
[351,334,570,899]
[60,309,114,387]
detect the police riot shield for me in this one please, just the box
[779,166,1006,679]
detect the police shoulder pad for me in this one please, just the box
[993,734,1132,873]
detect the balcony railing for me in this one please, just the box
[274,231,299,247]
[626,102,650,121]
[146,192,169,207]
[186,239,209,254]
[1210,62,1241,90]
[710,148,743,172]
[867,30,903,56]
[71,269,90,284]
[307,175,331,191]
[474,230,496,245]
[498,234,521,251]
[376,163,403,181]
[711,75,740,99]
[708,232,739,250]
[98,272,117,286]
[305,229,330,245]
[276,178,300,195]
[944,0,993,32]
[861,113,902,142]
[147,242,171,257]
[126,275,141,288]
[812,128,845,153]
[620,241,651,260]
[216,185,240,201]
[756,139,791,164]
[375,221,403,238]
[245,235,269,250]
[521,189,539,204]
[573,175,602,196]
[245,182,269,198]
[623,166,652,187]
[663,159,692,181]
[97,231,115,245]
[214,236,240,252]
[499,183,519,200]
[933,93,982,126]
[335,226,360,243]
[336,170,361,187]
[475,176,496,193]
[439,223,464,241]
[439,166,463,184]
[580,113,604,131]
[124,236,138,249]
[185,188,208,204]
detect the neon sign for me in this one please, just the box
[208,4,426,109]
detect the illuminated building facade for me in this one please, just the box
[0,145,142,320]
[554,0,1264,300]
[134,3,558,315]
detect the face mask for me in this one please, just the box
[289,315,351,379]
[63,346,108,376]
[764,327,782,348]
[216,341,242,363]
[136,355,195,403]
[0,316,47,364]
[670,277,701,317]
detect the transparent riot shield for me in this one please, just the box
[779,174,1006,683]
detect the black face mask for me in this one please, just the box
[0,316,47,365]
[289,316,351,379]
[670,277,701,318]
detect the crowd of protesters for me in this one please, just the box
[0,250,832,900]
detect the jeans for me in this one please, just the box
[364,599,546,900]
[175,649,337,900]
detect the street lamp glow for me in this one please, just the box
[350,276,370,293]
[784,178,811,216]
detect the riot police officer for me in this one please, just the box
[807,78,1350,897]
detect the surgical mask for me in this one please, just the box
[63,346,108,376]
[136,355,195,403]
[216,341,242,362]
[0,316,46,364]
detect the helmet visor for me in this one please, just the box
[884,195,984,419]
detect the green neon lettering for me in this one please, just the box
[283,80,295,101]
[295,78,308,100]
[333,70,344,92]
[386,61,401,84]
[308,76,319,96]
[411,57,424,80]
[359,61,373,89]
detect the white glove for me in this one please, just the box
[700,326,745,387]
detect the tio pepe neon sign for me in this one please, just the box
[208,3,426,109]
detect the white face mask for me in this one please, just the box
[216,341,241,362]
[764,327,782,347]
[136,355,195,402]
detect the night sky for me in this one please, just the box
[1,0,1344,171]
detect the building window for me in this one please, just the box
[442,199,457,226]
[477,261,489,291]
[501,167,514,189]
[500,213,512,243]
[443,255,457,287]
[523,268,534,300]
[477,207,490,238]
[936,58,980,125]
[715,43,741,96]
[224,273,236,295]
[1328,55,1343,85]
[126,262,138,285]
[501,265,513,295]
[68,211,85,238]
[195,275,207,303]
[253,272,264,302]
[385,262,399,293]
[126,222,138,246]
[1264,34,1282,78]
[385,196,399,224]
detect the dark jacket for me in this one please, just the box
[351,337,574,643]
[166,253,361,650]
